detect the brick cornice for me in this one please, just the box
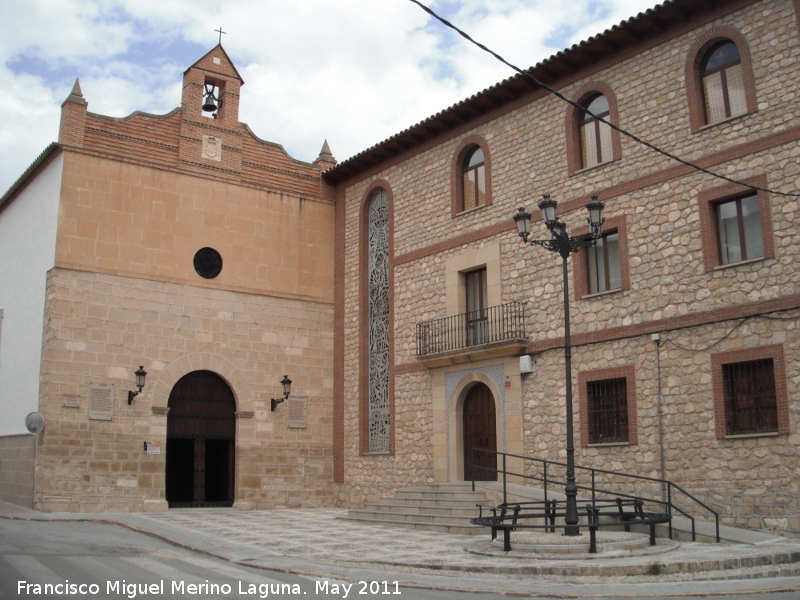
[241,160,322,182]
[86,126,179,151]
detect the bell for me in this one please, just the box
[202,90,218,113]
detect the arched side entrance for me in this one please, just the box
[462,383,497,481]
[166,370,236,507]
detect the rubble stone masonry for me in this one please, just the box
[335,0,800,535]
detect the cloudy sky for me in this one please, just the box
[0,0,662,194]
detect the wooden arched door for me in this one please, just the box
[463,383,497,481]
[166,371,236,507]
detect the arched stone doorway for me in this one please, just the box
[166,370,236,507]
[462,383,497,481]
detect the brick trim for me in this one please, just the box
[359,181,395,456]
[529,294,800,355]
[684,26,758,133]
[333,184,346,482]
[578,364,638,447]
[565,82,622,176]
[399,296,800,376]
[571,214,630,300]
[795,0,800,35]
[391,126,800,269]
[710,344,789,440]
[697,174,774,272]
[451,135,493,217]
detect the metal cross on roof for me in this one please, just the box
[215,27,226,45]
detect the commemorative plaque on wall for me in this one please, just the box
[287,395,308,429]
[62,394,80,408]
[89,384,114,421]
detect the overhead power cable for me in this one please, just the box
[407,0,800,198]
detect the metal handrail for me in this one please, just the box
[416,302,526,356]
[469,447,719,542]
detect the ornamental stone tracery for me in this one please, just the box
[368,189,390,453]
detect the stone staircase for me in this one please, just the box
[341,483,491,535]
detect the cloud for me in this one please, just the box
[0,0,660,194]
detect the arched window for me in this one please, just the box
[462,146,486,211]
[452,137,492,217]
[701,41,747,125]
[685,28,756,133]
[366,188,390,453]
[580,94,613,169]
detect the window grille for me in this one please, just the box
[367,189,390,453]
[587,377,628,444]
[722,359,777,435]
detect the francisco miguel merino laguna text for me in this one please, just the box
[18,579,304,598]
[19,579,401,597]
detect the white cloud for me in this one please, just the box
[0,0,660,194]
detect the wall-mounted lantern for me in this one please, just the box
[270,375,292,411]
[128,366,148,405]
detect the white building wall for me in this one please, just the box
[0,153,63,436]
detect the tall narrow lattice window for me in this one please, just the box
[367,189,390,452]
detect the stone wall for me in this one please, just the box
[335,0,800,535]
[522,318,799,536]
[0,434,35,508]
[36,267,334,512]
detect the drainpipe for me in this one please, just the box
[653,333,667,503]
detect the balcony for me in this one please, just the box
[415,302,528,367]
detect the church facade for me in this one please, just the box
[1,0,799,536]
[0,48,336,512]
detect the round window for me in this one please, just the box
[193,247,223,279]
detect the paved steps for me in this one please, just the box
[341,483,489,535]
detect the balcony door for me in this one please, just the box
[465,268,488,346]
[463,383,497,481]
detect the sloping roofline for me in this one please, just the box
[322,0,748,185]
[184,43,245,84]
[0,143,62,216]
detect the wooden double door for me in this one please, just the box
[166,371,236,507]
[463,383,497,481]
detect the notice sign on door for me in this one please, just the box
[287,395,308,429]
[89,384,114,421]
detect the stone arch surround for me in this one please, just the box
[151,353,254,415]
[447,366,505,482]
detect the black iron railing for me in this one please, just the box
[416,302,526,357]
[470,448,720,545]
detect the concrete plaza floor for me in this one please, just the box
[2,501,800,597]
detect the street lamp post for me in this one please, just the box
[513,195,604,536]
